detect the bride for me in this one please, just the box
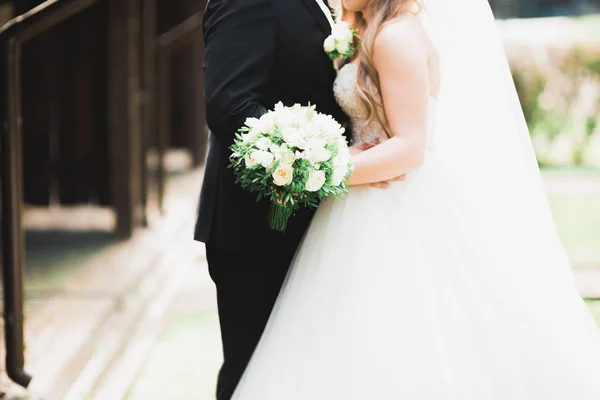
[232,0,600,398]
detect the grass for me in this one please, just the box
[548,195,600,266]
[541,166,600,177]
[126,310,222,400]
[540,167,600,267]
[585,300,600,326]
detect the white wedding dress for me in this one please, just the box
[231,60,600,399]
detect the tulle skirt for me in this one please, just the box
[232,151,600,399]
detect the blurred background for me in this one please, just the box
[0,0,599,399]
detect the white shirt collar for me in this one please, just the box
[314,0,335,28]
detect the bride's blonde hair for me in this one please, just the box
[336,0,423,138]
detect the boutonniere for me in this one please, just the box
[323,22,361,61]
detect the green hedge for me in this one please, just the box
[508,44,600,168]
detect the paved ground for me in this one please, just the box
[542,172,600,197]
[118,255,600,400]
[125,253,221,400]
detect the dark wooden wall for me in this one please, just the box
[21,1,109,207]
[158,0,207,165]
[13,0,208,236]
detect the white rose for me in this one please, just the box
[245,151,259,167]
[306,146,331,164]
[272,164,294,186]
[256,137,272,150]
[306,137,327,149]
[331,23,345,37]
[295,150,306,160]
[291,106,309,126]
[270,144,295,161]
[295,138,308,150]
[305,170,326,192]
[244,117,260,128]
[332,22,353,42]
[257,113,276,133]
[343,28,354,42]
[281,152,296,165]
[314,113,344,138]
[336,40,350,55]
[270,143,282,155]
[331,155,350,186]
[323,35,336,53]
[256,150,275,169]
[333,152,350,168]
[275,110,297,130]
[302,122,322,139]
[336,135,349,150]
[273,102,286,113]
[241,130,260,143]
[282,127,303,147]
[331,167,346,186]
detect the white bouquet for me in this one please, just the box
[323,21,359,61]
[229,103,353,232]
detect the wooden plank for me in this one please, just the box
[107,0,143,238]
[140,0,157,225]
[21,33,53,206]
[156,44,169,213]
[169,31,207,167]
[59,4,110,205]
[0,3,14,25]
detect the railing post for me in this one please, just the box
[141,0,158,221]
[1,37,33,389]
[108,0,144,237]
[157,47,169,214]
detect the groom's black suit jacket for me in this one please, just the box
[195,0,349,250]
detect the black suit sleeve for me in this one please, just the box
[203,0,276,146]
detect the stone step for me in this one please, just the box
[1,169,204,400]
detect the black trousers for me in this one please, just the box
[206,223,308,400]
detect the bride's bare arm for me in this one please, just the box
[348,19,430,187]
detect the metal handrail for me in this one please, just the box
[0,0,101,388]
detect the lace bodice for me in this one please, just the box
[333,63,437,149]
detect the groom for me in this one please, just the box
[194,0,348,398]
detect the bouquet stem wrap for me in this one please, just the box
[268,202,294,232]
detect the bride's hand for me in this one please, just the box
[367,175,406,189]
[349,143,374,156]
[352,175,406,189]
